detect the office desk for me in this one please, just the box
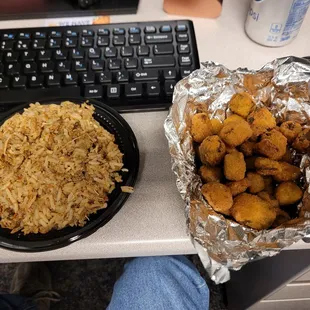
[0,0,309,264]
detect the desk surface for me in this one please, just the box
[0,0,309,263]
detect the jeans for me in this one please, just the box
[0,256,210,310]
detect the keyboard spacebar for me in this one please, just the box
[0,87,81,105]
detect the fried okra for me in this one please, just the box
[247,172,265,193]
[191,113,213,143]
[199,165,222,183]
[273,162,301,182]
[227,178,251,196]
[275,181,303,206]
[201,182,233,215]
[280,121,302,143]
[229,92,255,118]
[281,148,293,163]
[272,209,291,228]
[211,119,224,134]
[255,157,282,176]
[240,141,256,157]
[292,128,310,153]
[257,191,279,209]
[199,135,226,166]
[219,120,253,147]
[263,176,274,195]
[247,107,276,138]
[256,129,287,160]
[223,114,244,126]
[224,151,246,181]
[231,193,276,230]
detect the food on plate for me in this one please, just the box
[229,93,255,118]
[247,107,276,138]
[199,165,222,183]
[227,178,251,196]
[275,181,303,206]
[201,182,233,215]
[273,162,301,182]
[199,135,226,166]
[0,102,124,235]
[231,193,276,230]
[190,113,213,143]
[256,129,287,160]
[280,121,302,143]
[224,151,246,181]
[240,141,256,157]
[272,209,291,228]
[247,172,265,193]
[257,191,279,209]
[211,119,223,134]
[223,114,244,126]
[292,128,310,153]
[219,119,253,147]
[255,157,282,176]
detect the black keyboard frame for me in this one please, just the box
[0,20,200,113]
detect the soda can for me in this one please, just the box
[245,0,310,47]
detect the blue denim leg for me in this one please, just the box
[107,256,210,310]
[0,294,37,310]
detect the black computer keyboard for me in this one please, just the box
[0,20,199,113]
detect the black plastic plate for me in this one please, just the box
[0,98,139,252]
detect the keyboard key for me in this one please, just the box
[129,34,141,45]
[108,59,121,70]
[71,49,85,59]
[54,49,68,60]
[147,82,160,96]
[7,63,20,75]
[85,85,103,99]
[5,52,19,63]
[164,81,176,95]
[96,72,112,84]
[73,60,87,72]
[176,33,189,42]
[22,51,36,62]
[91,59,104,71]
[97,36,109,46]
[177,44,190,54]
[38,50,52,61]
[82,29,94,37]
[32,39,46,50]
[49,38,61,49]
[12,75,26,88]
[66,30,78,37]
[153,44,174,55]
[121,46,133,57]
[18,32,31,39]
[63,72,78,85]
[88,48,101,59]
[160,25,172,33]
[2,33,15,40]
[46,73,61,87]
[113,28,125,35]
[16,40,30,51]
[113,35,126,46]
[104,47,117,58]
[1,41,14,51]
[163,69,177,80]
[124,58,138,69]
[29,75,44,88]
[137,46,149,56]
[125,83,142,98]
[24,63,37,75]
[175,24,187,32]
[107,85,120,99]
[81,37,93,47]
[50,31,62,38]
[145,34,173,44]
[98,29,109,36]
[40,61,54,73]
[142,56,175,68]
[65,38,77,48]
[179,55,192,66]
[180,68,193,78]
[133,70,159,82]
[34,32,46,39]
[79,72,95,85]
[116,71,129,83]
[57,61,70,73]
[144,26,156,33]
[129,27,141,34]
[0,77,9,89]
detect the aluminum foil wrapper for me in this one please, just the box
[164,56,310,284]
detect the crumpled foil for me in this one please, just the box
[164,56,310,284]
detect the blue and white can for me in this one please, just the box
[245,0,310,47]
